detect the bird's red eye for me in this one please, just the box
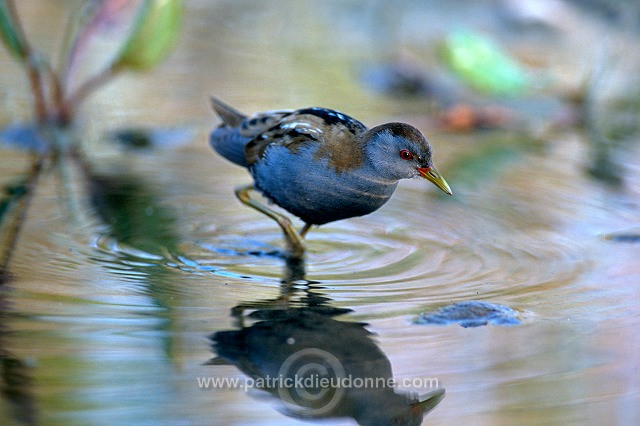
[399,150,414,160]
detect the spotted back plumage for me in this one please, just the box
[211,98,367,172]
[244,108,367,172]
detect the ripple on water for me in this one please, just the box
[170,207,592,311]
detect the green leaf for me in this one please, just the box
[0,0,28,60]
[440,30,530,97]
[114,0,183,71]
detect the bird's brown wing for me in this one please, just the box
[244,108,368,172]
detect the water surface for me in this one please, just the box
[1,1,639,425]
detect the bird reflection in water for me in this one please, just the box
[208,255,445,425]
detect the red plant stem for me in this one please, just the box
[26,60,50,124]
[4,0,50,123]
[47,66,66,123]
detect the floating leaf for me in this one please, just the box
[0,0,28,60]
[114,0,183,71]
[440,30,529,96]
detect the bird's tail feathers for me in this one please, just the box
[210,97,247,127]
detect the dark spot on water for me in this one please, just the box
[414,301,520,328]
[111,129,152,148]
[246,249,284,258]
[109,127,192,150]
[604,232,640,243]
[205,243,285,259]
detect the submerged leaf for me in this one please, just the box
[440,30,530,96]
[0,0,28,60]
[114,0,183,71]
[414,301,520,328]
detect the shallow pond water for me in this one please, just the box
[1,1,640,425]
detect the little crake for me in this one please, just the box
[210,98,451,256]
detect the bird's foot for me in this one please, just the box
[278,217,306,258]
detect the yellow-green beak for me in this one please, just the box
[418,165,452,195]
[410,388,446,416]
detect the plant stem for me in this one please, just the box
[25,64,48,123]
[0,154,45,275]
[3,0,50,123]
[61,63,121,124]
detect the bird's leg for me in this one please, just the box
[299,223,313,239]
[231,292,292,319]
[235,185,305,257]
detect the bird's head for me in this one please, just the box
[364,123,452,195]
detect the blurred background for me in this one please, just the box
[1,0,639,425]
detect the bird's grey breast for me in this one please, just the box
[251,144,397,224]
